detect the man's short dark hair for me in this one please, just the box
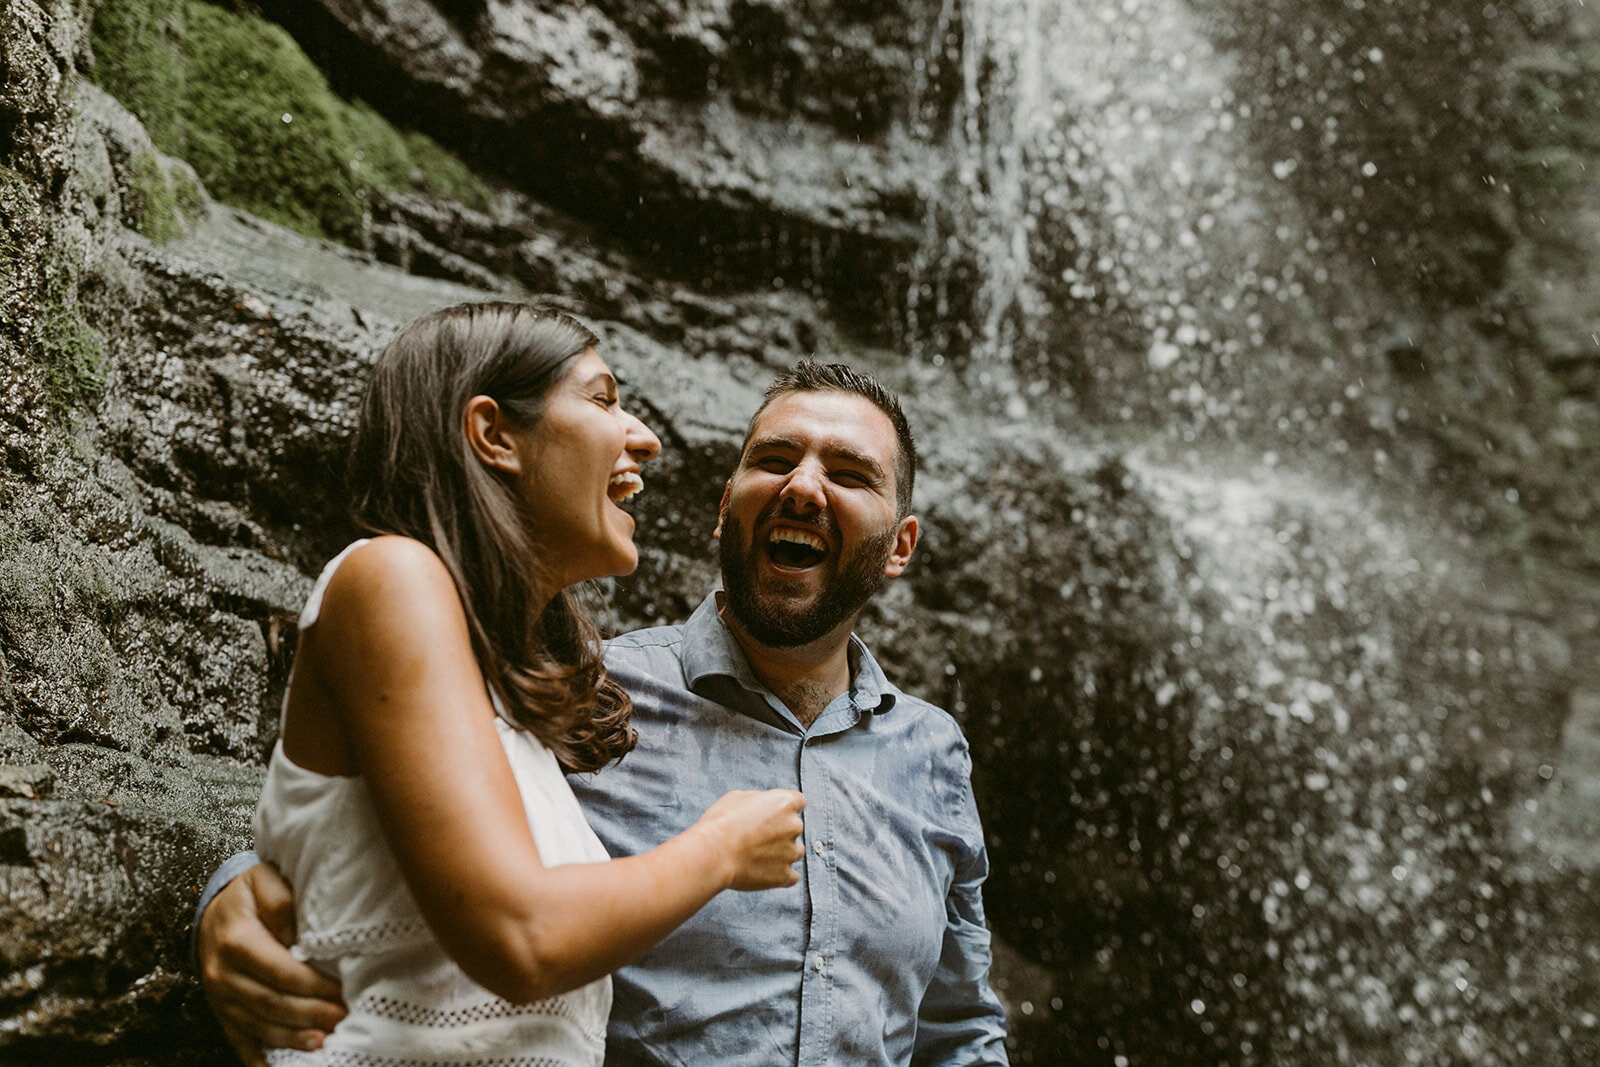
[744,360,918,517]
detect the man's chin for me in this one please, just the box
[748,563,829,598]
[745,587,824,622]
[723,587,828,647]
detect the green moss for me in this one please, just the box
[340,99,417,192]
[34,250,107,415]
[1,165,103,420]
[124,151,183,242]
[89,0,493,243]
[171,167,205,215]
[87,0,189,150]
[405,131,494,214]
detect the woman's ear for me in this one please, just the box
[464,395,522,475]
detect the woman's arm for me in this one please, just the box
[295,537,804,1004]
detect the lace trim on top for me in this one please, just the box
[294,917,432,960]
[353,992,600,1036]
[268,1051,578,1067]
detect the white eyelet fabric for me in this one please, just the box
[254,542,611,1066]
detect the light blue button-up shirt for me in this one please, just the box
[572,593,1008,1067]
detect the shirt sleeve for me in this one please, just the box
[189,850,262,968]
[911,750,1010,1066]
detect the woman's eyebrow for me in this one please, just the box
[579,371,617,391]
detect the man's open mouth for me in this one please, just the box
[765,526,827,570]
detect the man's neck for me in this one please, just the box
[718,600,855,729]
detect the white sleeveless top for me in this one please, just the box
[254,541,612,1067]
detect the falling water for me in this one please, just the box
[910,0,1253,385]
[908,1,1600,1063]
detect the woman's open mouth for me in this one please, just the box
[608,471,643,505]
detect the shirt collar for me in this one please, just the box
[680,592,898,716]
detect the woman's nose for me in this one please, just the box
[621,407,662,463]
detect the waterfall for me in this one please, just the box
[909,0,1307,424]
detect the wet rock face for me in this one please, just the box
[263,0,949,338]
[106,259,368,573]
[0,0,75,172]
[0,7,355,1045]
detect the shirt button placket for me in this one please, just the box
[796,734,833,1067]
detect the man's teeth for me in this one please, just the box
[769,528,825,551]
[608,472,643,502]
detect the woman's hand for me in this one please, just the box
[692,789,807,891]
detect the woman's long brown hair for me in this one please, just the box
[346,302,635,773]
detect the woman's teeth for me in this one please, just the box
[608,471,643,503]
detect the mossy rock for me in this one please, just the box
[89,0,492,245]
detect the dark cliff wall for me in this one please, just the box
[3,1,1599,1064]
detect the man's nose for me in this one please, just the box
[779,463,826,513]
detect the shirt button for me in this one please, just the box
[811,955,825,972]
[812,840,826,856]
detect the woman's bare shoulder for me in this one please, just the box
[320,536,462,627]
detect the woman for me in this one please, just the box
[252,302,805,1065]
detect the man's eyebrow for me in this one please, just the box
[746,434,805,454]
[747,435,887,481]
[830,446,888,481]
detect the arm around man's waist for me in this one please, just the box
[191,850,262,964]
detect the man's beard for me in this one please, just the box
[718,510,896,648]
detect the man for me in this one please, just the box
[198,361,1009,1066]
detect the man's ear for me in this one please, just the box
[712,482,731,540]
[464,395,522,475]
[882,514,920,578]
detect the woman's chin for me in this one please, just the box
[601,543,640,580]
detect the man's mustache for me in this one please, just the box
[756,503,837,541]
